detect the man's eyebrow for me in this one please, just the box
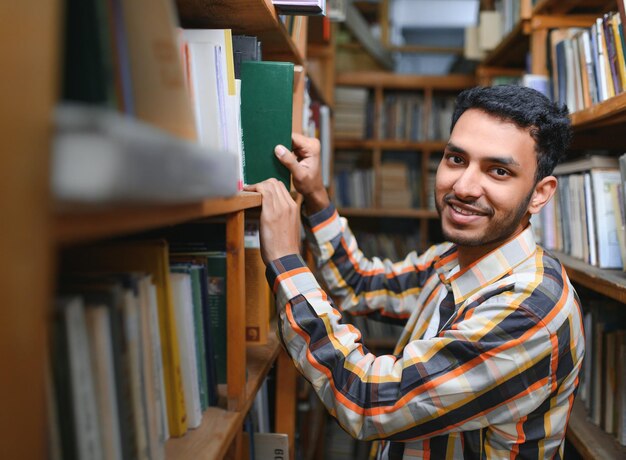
[445,142,466,154]
[484,156,521,167]
[445,142,521,167]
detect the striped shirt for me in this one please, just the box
[267,205,585,459]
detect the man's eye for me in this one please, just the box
[447,155,463,164]
[493,168,509,176]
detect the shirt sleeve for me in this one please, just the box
[302,204,447,321]
[267,254,556,442]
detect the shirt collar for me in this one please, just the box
[434,226,537,303]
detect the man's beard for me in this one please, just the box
[435,190,533,247]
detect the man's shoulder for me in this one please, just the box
[506,246,579,326]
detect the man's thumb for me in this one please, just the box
[274,145,298,171]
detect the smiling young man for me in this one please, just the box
[245,85,585,459]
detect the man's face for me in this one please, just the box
[435,109,539,250]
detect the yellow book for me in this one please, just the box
[63,240,188,437]
[611,13,626,92]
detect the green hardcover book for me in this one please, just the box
[241,61,294,190]
[205,252,228,385]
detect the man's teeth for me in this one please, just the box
[451,204,482,216]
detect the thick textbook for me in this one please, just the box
[240,61,294,190]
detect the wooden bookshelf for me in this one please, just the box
[55,192,262,245]
[336,72,476,90]
[334,139,447,151]
[338,208,438,219]
[567,398,626,460]
[175,0,304,65]
[1,1,58,458]
[533,0,615,15]
[570,92,626,130]
[554,251,626,304]
[165,332,281,460]
[0,0,335,458]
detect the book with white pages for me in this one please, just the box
[183,41,228,151]
[170,273,203,429]
[181,29,240,160]
[58,296,104,460]
[590,169,623,268]
[85,305,124,460]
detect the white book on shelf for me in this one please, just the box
[169,272,202,429]
[52,103,238,204]
[583,173,598,266]
[181,29,239,157]
[147,281,170,442]
[580,29,599,106]
[84,305,124,460]
[590,169,623,268]
[122,287,150,460]
[182,41,227,151]
[59,296,104,460]
[234,79,244,190]
[595,19,611,102]
[137,275,165,460]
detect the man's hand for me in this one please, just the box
[243,179,301,265]
[275,133,330,214]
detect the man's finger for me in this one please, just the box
[243,184,258,192]
[274,145,300,172]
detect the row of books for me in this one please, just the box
[334,87,457,142]
[334,87,371,139]
[58,0,296,203]
[333,151,440,210]
[579,297,626,446]
[333,150,374,209]
[549,9,626,113]
[535,154,625,269]
[49,225,272,458]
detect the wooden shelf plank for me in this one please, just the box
[338,207,438,219]
[165,331,281,460]
[336,72,476,90]
[174,0,304,65]
[566,398,626,459]
[533,0,614,15]
[553,251,626,304]
[55,192,262,246]
[570,92,626,130]
[335,139,447,150]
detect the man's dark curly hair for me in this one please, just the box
[450,85,572,182]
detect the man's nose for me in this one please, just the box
[452,166,482,200]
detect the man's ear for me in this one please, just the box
[528,175,558,215]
